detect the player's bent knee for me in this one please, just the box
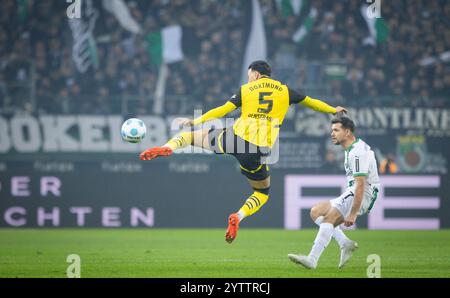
[310,206,320,220]
[310,201,331,221]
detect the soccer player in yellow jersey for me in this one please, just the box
[140,61,347,243]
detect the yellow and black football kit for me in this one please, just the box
[195,77,337,181]
[142,76,338,229]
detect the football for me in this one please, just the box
[121,118,146,143]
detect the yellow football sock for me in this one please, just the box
[163,131,193,151]
[238,191,269,219]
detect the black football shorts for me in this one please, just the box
[208,127,270,181]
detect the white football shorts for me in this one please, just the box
[330,185,379,218]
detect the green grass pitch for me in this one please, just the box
[0,229,449,278]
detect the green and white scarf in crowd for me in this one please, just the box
[361,4,389,45]
[292,6,318,44]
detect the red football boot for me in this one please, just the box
[140,147,173,161]
[225,213,240,244]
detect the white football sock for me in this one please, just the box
[309,222,334,262]
[237,210,246,222]
[314,215,350,248]
[333,226,351,248]
[314,216,324,226]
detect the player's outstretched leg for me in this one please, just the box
[288,208,342,269]
[287,223,335,270]
[140,131,193,160]
[226,186,270,244]
[287,254,317,269]
[311,202,358,268]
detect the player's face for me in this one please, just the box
[247,69,260,82]
[331,123,346,145]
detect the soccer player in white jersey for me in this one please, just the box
[288,115,380,269]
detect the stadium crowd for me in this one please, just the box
[0,0,449,115]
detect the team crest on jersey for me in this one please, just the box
[346,167,353,176]
[345,159,353,176]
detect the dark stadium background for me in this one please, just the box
[0,0,449,262]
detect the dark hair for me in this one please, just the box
[331,115,355,132]
[248,60,271,76]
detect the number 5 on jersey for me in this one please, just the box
[258,92,273,114]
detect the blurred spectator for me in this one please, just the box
[0,0,448,115]
[379,154,399,174]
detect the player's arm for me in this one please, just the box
[345,152,369,226]
[192,101,237,126]
[177,91,241,127]
[301,96,342,114]
[288,88,347,114]
[344,175,365,227]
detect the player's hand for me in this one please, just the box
[174,118,194,127]
[334,106,348,115]
[344,214,357,227]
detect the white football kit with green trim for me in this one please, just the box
[331,138,380,217]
